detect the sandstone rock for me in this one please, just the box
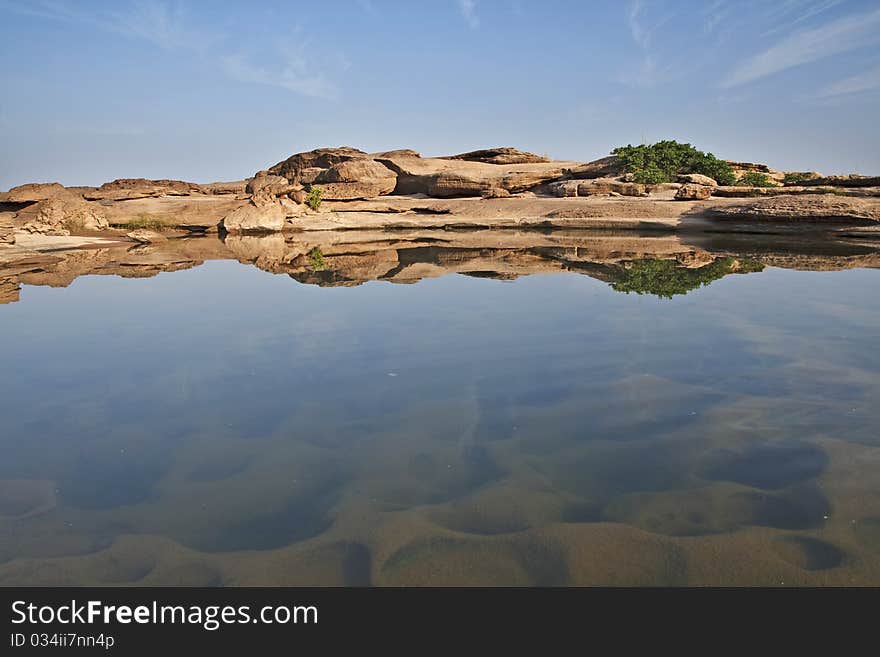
[549,178,651,198]
[549,181,579,197]
[1,182,66,203]
[677,174,717,186]
[0,214,14,244]
[221,201,288,233]
[426,173,487,198]
[246,173,293,207]
[298,167,325,185]
[566,156,621,180]
[15,193,108,234]
[83,179,202,201]
[794,174,880,188]
[313,159,397,199]
[726,161,785,184]
[371,149,421,159]
[201,180,247,195]
[708,194,880,222]
[481,187,511,199]
[443,147,549,165]
[713,186,798,198]
[675,184,714,200]
[578,179,649,197]
[268,147,368,184]
[126,229,167,243]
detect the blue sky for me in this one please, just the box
[1,0,878,188]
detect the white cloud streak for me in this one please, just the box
[0,0,337,98]
[458,0,479,29]
[817,64,880,98]
[722,6,880,88]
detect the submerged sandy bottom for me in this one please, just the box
[1,258,879,586]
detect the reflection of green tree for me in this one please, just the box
[611,257,764,299]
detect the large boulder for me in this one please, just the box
[268,147,368,184]
[14,192,108,234]
[221,201,289,233]
[442,147,549,165]
[565,156,621,180]
[548,178,652,197]
[725,161,785,184]
[82,179,203,201]
[246,173,296,207]
[1,182,66,203]
[675,184,714,200]
[677,173,717,186]
[377,152,572,197]
[314,159,397,199]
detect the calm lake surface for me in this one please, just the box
[1,233,879,585]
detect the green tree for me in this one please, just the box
[612,140,737,186]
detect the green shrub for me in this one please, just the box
[737,172,776,187]
[612,140,737,186]
[111,214,166,230]
[306,186,323,211]
[783,172,815,185]
[308,247,326,271]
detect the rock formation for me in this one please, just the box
[0,213,14,244]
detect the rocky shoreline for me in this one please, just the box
[2,228,878,305]
[2,146,879,252]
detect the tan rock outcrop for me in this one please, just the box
[795,175,880,188]
[268,147,368,184]
[707,194,880,222]
[442,147,550,165]
[675,184,714,200]
[221,201,289,233]
[82,179,203,201]
[565,156,621,180]
[14,192,108,235]
[725,161,785,184]
[314,159,397,199]
[0,213,14,244]
[677,174,717,186]
[0,183,66,203]
[246,173,295,207]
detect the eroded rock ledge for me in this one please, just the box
[2,146,878,241]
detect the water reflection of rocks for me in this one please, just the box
[2,229,879,305]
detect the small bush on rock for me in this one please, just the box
[306,186,323,211]
[738,172,775,187]
[783,172,814,185]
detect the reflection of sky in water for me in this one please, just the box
[1,261,879,585]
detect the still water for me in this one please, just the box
[1,233,879,585]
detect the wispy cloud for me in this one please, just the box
[0,0,338,98]
[722,6,880,88]
[222,49,337,100]
[620,1,677,88]
[457,0,479,29]
[816,64,880,98]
